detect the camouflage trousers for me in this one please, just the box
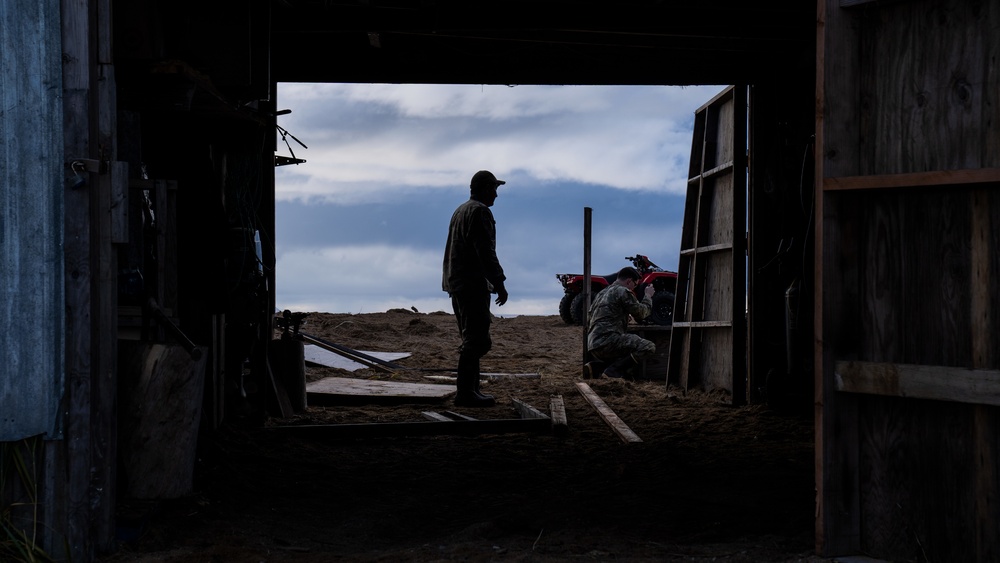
[589,333,655,364]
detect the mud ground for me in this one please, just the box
[101,310,822,562]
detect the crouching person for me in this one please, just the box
[584,266,655,379]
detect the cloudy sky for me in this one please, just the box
[273,83,726,317]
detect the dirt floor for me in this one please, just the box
[101,310,822,562]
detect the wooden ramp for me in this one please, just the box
[667,85,748,405]
[306,377,454,406]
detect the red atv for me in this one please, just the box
[556,254,678,327]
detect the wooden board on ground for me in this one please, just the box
[284,398,554,439]
[307,377,453,406]
[304,344,410,372]
[549,395,568,437]
[575,382,642,443]
[423,373,540,382]
[272,416,552,439]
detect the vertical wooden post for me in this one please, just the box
[58,0,96,559]
[971,189,999,561]
[582,207,592,364]
[816,0,862,556]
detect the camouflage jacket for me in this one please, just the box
[586,283,652,350]
[442,198,505,294]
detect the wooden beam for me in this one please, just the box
[270,417,551,439]
[679,242,733,255]
[421,412,451,422]
[549,395,568,437]
[583,206,592,362]
[575,382,641,443]
[835,361,1000,406]
[817,0,864,555]
[823,168,1000,192]
[511,398,550,420]
[423,373,540,381]
[306,377,454,406]
[672,320,733,328]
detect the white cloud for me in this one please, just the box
[275,83,725,203]
[274,84,727,315]
[276,244,439,308]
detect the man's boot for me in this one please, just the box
[472,364,496,403]
[455,356,495,407]
[602,354,639,379]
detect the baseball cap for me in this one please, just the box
[470,170,506,192]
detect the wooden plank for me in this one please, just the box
[583,206,592,361]
[94,59,119,550]
[61,0,95,554]
[549,395,568,437]
[270,417,552,439]
[303,343,410,371]
[422,373,540,383]
[421,412,451,422]
[686,161,734,183]
[971,188,1000,560]
[672,321,732,328]
[511,398,550,420]
[575,382,641,443]
[301,333,395,373]
[824,168,1000,192]
[306,377,454,406]
[817,0,864,554]
[109,161,129,243]
[119,343,208,500]
[308,377,454,397]
[835,361,1000,406]
[861,1,1000,175]
[679,242,733,255]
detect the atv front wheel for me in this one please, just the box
[570,290,605,325]
[558,292,577,324]
[648,290,675,327]
[570,292,587,325]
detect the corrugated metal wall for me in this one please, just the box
[0,0,65,441]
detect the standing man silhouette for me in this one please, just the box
[442,170,509,407]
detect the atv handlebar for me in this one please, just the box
[626,254,661,272]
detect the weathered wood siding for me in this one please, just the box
[819,0,1000,560]
[0,0,65,440]
[858,1,1000,175]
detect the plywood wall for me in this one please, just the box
[818,0,1000,560]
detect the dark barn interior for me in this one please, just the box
[8,0,1000,561]
[111,0,818,434]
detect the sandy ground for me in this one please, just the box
[101,309,823,562]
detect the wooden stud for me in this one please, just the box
[549,395,568,437]
[575,382,641,443]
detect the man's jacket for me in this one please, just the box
[442,198,505,294]
[587,284,652,350]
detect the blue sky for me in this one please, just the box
[274,83,726,317]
